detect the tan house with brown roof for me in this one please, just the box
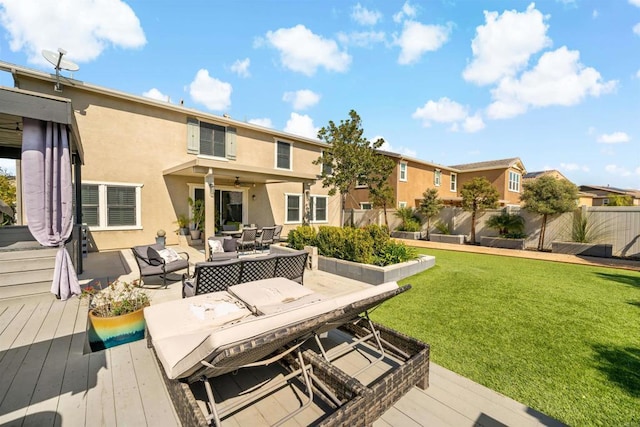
[524,170,593,206]
[1,61,340,251]
[346,155,527,210]
[579,185,640,206]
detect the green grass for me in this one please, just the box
[371,249,640,426]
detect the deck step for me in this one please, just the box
[0,248,57,302]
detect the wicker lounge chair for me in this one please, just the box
[131,243,190,288]
[145,279,429,426]
[235,227,257,253]
[255,226,276,251]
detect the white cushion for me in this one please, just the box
[208,239,224,254]
[157,248,181,263]
[228,277,315,311]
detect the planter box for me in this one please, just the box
[318,254,434,285]
[551,241,613,258]
[480,236,525,250]
[429,234,465,244]
[391,231,423,240]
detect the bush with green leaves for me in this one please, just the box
[394,206,422,232]
[341,226,374,264]
[287,225,317,250]
[373,241,418,266]
[434,221,451,235]
[316,226,344,258]
[363,224,390,253]
[486,212,525,237]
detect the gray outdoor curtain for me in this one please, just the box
[22,117,80,300]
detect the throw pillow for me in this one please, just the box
[222,238,237,252]
[147,246,164,265]
[209,239,224,254]
[157,248,181,263]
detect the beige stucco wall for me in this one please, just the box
[457,168,522,206]
[16,76,338,250]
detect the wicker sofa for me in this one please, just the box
[182,250,308,298]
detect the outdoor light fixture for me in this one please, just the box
[205,169,214,196]
[234,177,241,188]
[252,194,256,201]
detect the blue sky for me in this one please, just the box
[0,0,638,189]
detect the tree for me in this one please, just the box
[418,188,443,240]
[607,194,633,206]
[521,175,578,251]
[0,167,16,225]
[369,182,394,230]
[313,110,387,226]
[460,177,500,244]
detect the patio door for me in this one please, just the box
[215,189,244,228]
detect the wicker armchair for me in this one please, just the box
[131,244,189,288]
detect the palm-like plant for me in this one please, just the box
[394,206,421,232]
[486,212,525,237]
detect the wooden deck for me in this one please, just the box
[0,249,565,426]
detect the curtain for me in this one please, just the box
[22,117,80,300]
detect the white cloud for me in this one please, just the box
[636,69,640,78]
[463,114,486,133]
[395,20,451,65]
[262,25,351,76]
[463,3,551,86]
[248,118,273,128]
[337,31,386,48]
[393,2,417,23]
[0,158,16,175]
[597,131,630,143]
[605,164,633,177]
[351,3,382,26]
[231,58,250,77]
[378,139,417,157]
[188,69,232,111]
[630,0,640,7]
[0,0,145,65]
[282,89,320,110]
[412,97,468,126]
[592,9,599,19]
[487,46,617,119]
[284,113,319,139]
[560,162,589,172]
[142,88,169,102]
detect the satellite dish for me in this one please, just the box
[41,48,79,92]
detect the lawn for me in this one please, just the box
[371,248,640,426]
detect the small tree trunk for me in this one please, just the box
[340,193,346,227]
[383,205,389,230]
[537,213,548,251]
[426,218,431,240]
[471,210,477,244]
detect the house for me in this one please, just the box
[579,185,640,206]
[0,60,340,254]
[524,170,593,206]
[347,155,526,210]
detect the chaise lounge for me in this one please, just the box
[145,279,430,426]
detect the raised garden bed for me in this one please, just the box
[390,231,423,240]
[480,236,525,250]
[429,234,465,244]
[551,241,613,258]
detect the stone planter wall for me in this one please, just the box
[390,231,423,240]
[429,234,465,244]
[551,241,613,258]
[271,244,436,285]
[480,236,526,250]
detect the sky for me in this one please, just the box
[0,0,638,189]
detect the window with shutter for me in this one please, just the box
[285,194,301,223]
[226,127,237,160]
[276,141,291,169]
[199,122,226,157]
[81,184,99,226]
[77,182,141,229]
[107,186,136,226]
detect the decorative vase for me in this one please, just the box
[87,307,147,351]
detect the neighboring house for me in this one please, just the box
[579,185,640,206]
[2,61,339,251]
[347,154,526,210]
[524,170,593,206]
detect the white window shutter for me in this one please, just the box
[226,127,237,160]
[187,118,199,154]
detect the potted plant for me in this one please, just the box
[176,214,190,236]
[481,212,527,250]
[188,197,204,240]
[81,280,150,351]
[391,207,423,240]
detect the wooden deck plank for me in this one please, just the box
[129,339,180,426]
[54,299,90,427]
[85,349,116,427]
[375,406,422,427]
[0,303,35,353]
[0,304,20,339]
[109,343,147,426]
[389,387,472,426]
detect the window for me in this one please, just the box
[398,201,407,208]
[276,141,292,169]
[309,195,328,223]
[355,179,367,189]
[450,173,457,192]
[434,169,441,186]
[200,122,226,158]
[399,162,408,182]
[508,171,521,192]
[320,150,332,176]
[79,182,142,229]
[360,202,372,210]
[285,194,302,223]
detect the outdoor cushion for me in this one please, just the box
[209,239,224,253]
[222,237,236,252]
[229,277,315,313]
[157,248,182,263]
[147,246,164,265]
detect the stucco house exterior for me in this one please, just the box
[579,185,640,206]
[1,61,340,252]
[347,155,527,210]
[524,170,593,206]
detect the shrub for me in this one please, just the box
[402,218,422,232]
[394,207,422,232]
[316,226,344,258]
[486,212,525,237]
[342,226,374,264]
[434,221,451,235]
[287,225,317,250]
[373,241,418,266]
[363,224,390,254]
